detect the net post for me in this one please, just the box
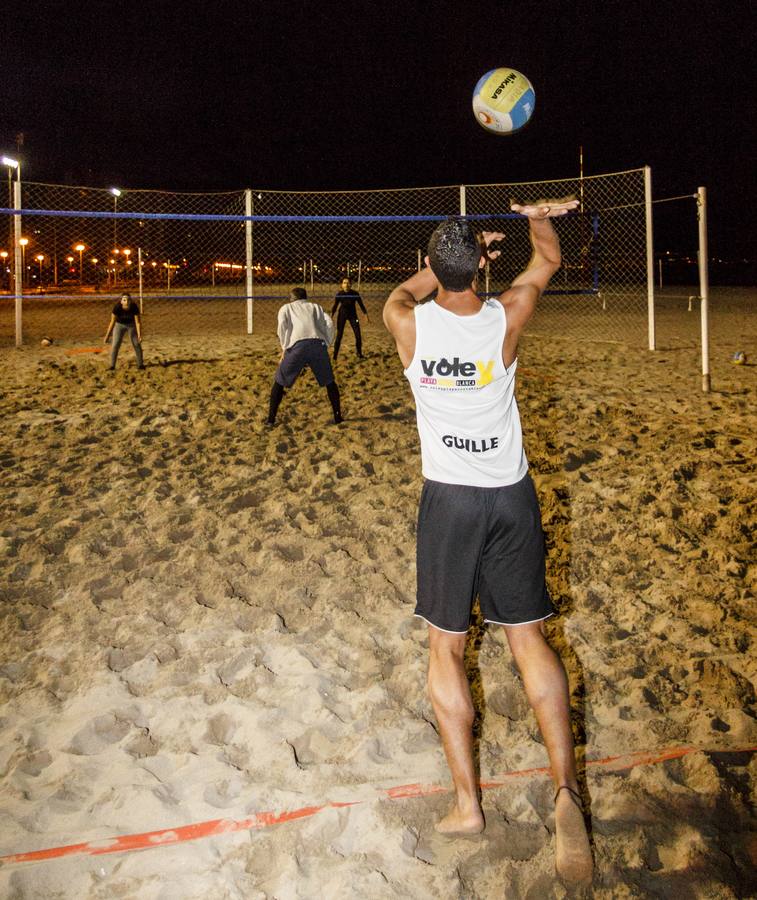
[697,186,711,392]
[644,165,655,350]
[245,189,254,334]
[13,177,22,346]
[137,247,143,313]
[459,185,466,216]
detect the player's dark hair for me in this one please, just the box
[120,292,132,302]
[427,217,481,291]
[290,287,308,300]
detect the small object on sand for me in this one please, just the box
[40,337,54,347]
[731,350,747,365]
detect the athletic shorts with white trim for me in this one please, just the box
[415,474,554,633]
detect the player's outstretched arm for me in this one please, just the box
[103,313,116,344]
[505,199,578,329]
[383,266,438,368]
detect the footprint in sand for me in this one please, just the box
[14,750,53,777]
[66,714,131,755]
[206,712,238,746]
[203,775,244,808]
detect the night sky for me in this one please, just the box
[3,1,754,258]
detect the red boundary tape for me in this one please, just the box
[1,744,753,867]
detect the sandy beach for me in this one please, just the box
[0,287,755,899]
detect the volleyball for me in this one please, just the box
[731,350,747,365]
[472,68,535,135]
[40,337,53,347]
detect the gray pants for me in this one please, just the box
[110,323,143,369]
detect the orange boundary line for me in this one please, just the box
[64,346,105,355]
[1,744,753,867]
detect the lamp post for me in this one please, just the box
[74,243,85,285]
[0,250,7,290]
[110,188,121,249]
[36,253,44,287]
[19,237,28,287]
[3,156,19,292]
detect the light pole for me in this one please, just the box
[74,243,85,285]
[3,156,19,291]
[19,237,28,287]
[36,253,44,287]
[110,188,121,249]
[0,250,7,290]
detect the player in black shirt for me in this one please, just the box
[331,278,369,360]
[104,293,144,370]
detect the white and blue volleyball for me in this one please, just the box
[472,68,535,135]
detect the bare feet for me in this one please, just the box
[554,786,593,885]
[435,803,485,836]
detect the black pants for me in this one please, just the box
[333,311,362,358]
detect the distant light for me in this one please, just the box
[74,243,85,252]
[19,237,29,246]
[110,187,122,197]
[91,258,98,264]
[66,256,74,262]
[0,251,7,258]
[35,254,44,261]
[2,156,19,169]
[122,248,131,256]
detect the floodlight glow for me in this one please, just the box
[74,243,85,252]
[2,156,19,169]
[110,188,121,197]
[19,238,28,246]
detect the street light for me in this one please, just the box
[110,187,121,248]
[3,157,19,290]
[0,250,7,290]
[36,253,44,286]
[74,243,85,285]
[19,237,28,287]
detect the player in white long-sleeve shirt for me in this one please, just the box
[266,287,342,426]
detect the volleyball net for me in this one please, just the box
[0,168,652,346]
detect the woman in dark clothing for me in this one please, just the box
[104,293,144,370]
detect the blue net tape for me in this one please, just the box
[0,208,526,222]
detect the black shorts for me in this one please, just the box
[415,474,554,633]
[275,338,335,388]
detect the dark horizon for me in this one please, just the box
[2,1,754,261]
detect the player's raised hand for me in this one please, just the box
[510,198,579,218]
[479,230,505,263]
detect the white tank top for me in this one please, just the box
[404,299,528,487]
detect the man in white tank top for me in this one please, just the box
[384,200,593,886]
